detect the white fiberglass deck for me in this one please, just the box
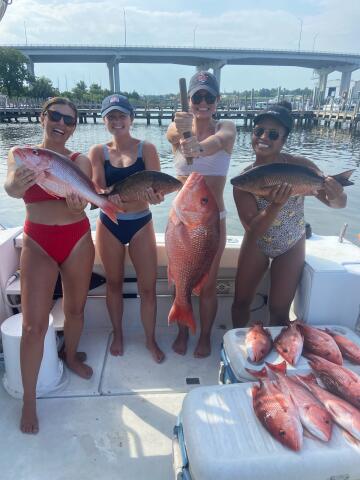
[0,309,230,480]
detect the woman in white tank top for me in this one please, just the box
[166,70,236,358]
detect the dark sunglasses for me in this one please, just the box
[191,92,217,105]
[253,127,282,141]
[45,109,77,126]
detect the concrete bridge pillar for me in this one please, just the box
[114,61,120,93]
[195,60,226,92]
[107,62,114,92]
[26,57,34,77]
[338,65,358,97]
[314,68,334,105]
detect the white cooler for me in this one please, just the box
[219,324,360,383]
[1,312,65,398]
[173,383,360,480]
[294,235,360,330]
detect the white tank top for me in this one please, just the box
[174,148,231,176]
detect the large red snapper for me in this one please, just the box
[324,328,360,364]
[251,377,303,451]
[165,173,220,333]
[274,322,304,366]
[245,323,273,363]
[296,373,360,441]
[12,146,120,222]
[298,323,343,365]
[305,353,360,409]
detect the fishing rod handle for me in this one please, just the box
[179,78,193,165]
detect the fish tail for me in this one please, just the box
[168,302,196,334]
[102,201,122,224]
[331,169,355,187]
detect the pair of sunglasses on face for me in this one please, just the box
[45,109,77,126]
[191,92,217,105]
[252,126,283,141]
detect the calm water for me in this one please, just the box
[0,119,359,244]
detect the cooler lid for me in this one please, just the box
[181,383,360,480]
[223,325,360,382]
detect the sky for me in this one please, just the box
[0,0,360,95]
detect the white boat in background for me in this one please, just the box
[0,226,360,479]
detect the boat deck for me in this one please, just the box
[0,312,230,480]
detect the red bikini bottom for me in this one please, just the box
[23,217,90,264]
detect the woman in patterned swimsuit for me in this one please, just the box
[232,103,347,328]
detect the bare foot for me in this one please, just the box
[65,358,93,379]
[146,340,165,363]
[172,330,189,355]
[194,335,211,358]
[20,399,39,434]
[59,349,87,362]
[110,332,124,356]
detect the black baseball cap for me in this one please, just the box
[254,105,293,132]
[101,94,134,118]
[188,71,220,97]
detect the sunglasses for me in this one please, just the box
[45,109,77,126]
[253,127,282,141]
[191,92,217,105]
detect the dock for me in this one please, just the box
[1,99,359,130]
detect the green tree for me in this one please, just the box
[72,81,88,100]
[0,47,33,96]
[27,76,59,99]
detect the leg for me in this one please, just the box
[231,234,269,328]
[96,218,126,356]
[194,219,226,358]
[20,235,59,434]
[129,221,164,363]
[60,231,94,378]
[268,235,305,326]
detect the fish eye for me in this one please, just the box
[200,197,208,205]
[279,430,286,437]
[32,149,39,156]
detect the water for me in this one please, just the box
[0,119,359,245]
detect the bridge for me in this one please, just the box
[5,44,360,102]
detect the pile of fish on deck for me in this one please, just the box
[245,322,360,451]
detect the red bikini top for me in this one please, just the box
[23,152,81,204]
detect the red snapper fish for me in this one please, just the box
[296,373,360,441]
[298,323,343,365]
[251,376,303,451]
[274,322,304,366]
[12,146,120,222]
[245,323,273,363]
[324,328,360,364]
[266,362,332,442]
[165,173,220,333]
[305,353,360,409]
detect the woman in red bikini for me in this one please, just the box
[4,97,95,434]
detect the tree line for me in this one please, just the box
[0,47,312,103]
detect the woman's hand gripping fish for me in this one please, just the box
[12,146,120,222]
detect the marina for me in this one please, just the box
[1,100,360,129]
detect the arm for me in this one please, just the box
[233,184,293,241]
[142,141,164,204]
[179,119,236,158]
[4,148,37,198]
[65,153,92,212]
[88,144,107,192]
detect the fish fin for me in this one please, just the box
[245,366,268,378]
[192,273,209,296]
[168,302,196,334]
[331,169,355,187]
[265,361,287,375]
[102,201,122,224]
[342,430,360,448]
